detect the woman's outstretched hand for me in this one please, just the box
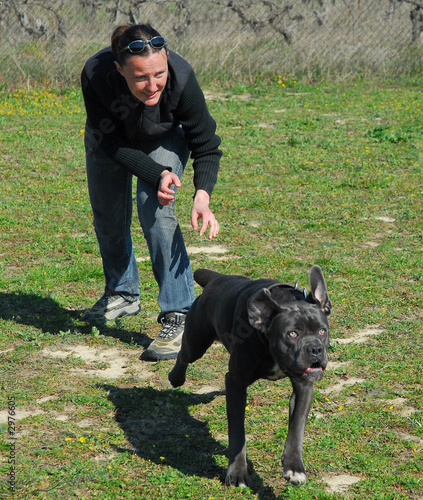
[158,173,219,239]
[191,189,220,240]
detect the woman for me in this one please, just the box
[80,24,222,361]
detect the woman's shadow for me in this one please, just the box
[0,291,149,346]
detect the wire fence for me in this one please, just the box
[1,0,423,87]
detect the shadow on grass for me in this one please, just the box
[101,384,278,499]
[0,291,149,346]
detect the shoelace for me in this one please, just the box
[159,317,184,339]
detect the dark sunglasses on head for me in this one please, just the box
[117,36,167,54]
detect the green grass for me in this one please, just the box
[0,76,422,499]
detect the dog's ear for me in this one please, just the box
[247,288,281,333]
[308,265,331,315]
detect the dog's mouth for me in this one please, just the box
[302,363,324,381]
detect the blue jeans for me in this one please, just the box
[85,125,194,320]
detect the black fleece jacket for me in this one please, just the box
[81,47,221,196]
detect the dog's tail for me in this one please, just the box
[194,268,223,288]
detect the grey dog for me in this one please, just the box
[168,265,331,487]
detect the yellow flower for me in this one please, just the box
[79,437,86,443]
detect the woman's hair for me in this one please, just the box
[111,24,165,65]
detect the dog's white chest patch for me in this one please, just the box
[266,364,287,380]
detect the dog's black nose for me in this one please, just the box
[307,343,323,357]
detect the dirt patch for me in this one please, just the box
[335,326,384,345]
[40,346,152,381]
[54,413,71,422]
[0,404,111,428]
[375,216,396,223]
[362,241,380,248]
[327,360,350,370]
[203,91,252,101]
[36,396,55,404]
[325,376,366,396]
[186,245,228,255]
[193,385,222,395]
[93,453,117,465]
[136,256,151,262]
[323,473,362,493]
[0,408,45,424]
[254,122,274,128]
[136,245,229,262]
[386,397,417,417]
[396,431,423,447]
[0,348,15,356]
[75,418,98,428]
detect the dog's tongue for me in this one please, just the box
[303,366,324,381]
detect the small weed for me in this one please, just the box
[365,125,410,143]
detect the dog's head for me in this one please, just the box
[247,266,331,382]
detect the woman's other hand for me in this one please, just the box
[157,170,181,205]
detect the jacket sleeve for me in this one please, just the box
[81,67,166,187]
[177,71,222,197]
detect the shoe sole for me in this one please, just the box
[141,349,179,361]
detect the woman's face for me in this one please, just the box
[115,51,168,106]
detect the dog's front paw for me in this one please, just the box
[168,366,186,388]
[283,469,307,486]
[282,453,307,486]
[225,464,251,488]
[168,358,188,388]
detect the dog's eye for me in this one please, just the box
[318,329,326,336]
[288,331,298,338]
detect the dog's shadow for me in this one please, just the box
[100,384,278,499]
[0,291,150,346]
[100,384,227,480]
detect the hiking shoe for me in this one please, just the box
[81,291,141,322]
[142,312,186,361]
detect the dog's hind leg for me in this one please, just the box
[168,302,216,388]
[225,372,250,488]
